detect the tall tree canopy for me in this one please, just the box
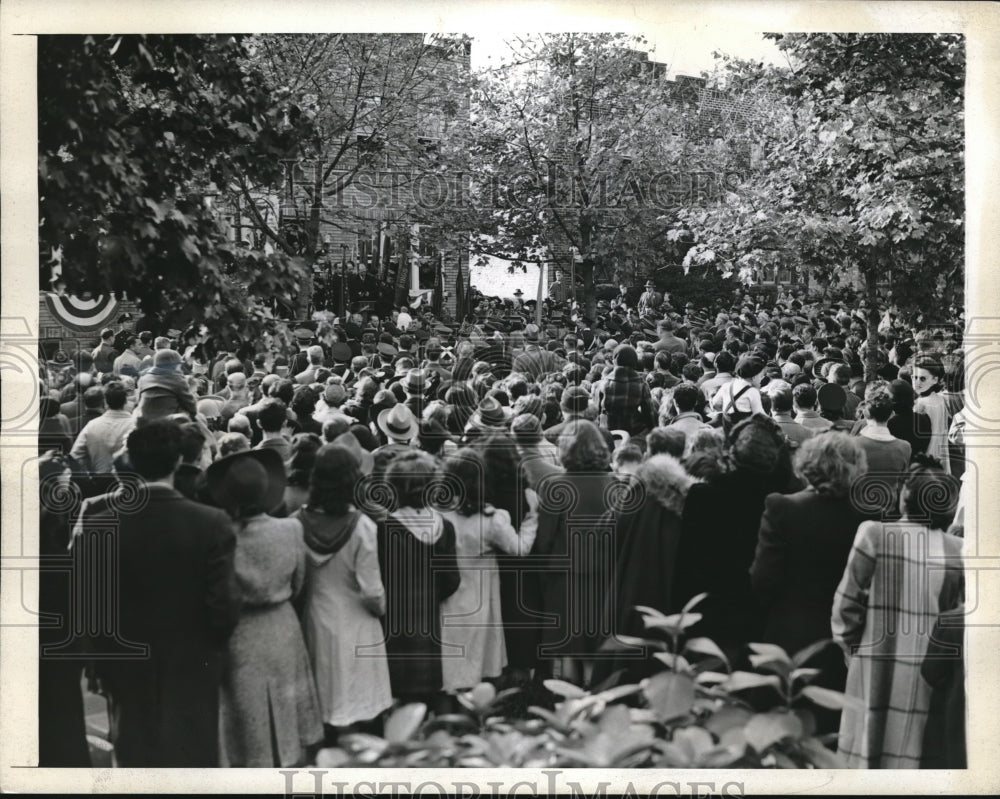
[38,34,314,335]
[672,33,964,348]
[468,33,745,320]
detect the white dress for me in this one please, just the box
[297,509,393,727]
[438,507,537,691]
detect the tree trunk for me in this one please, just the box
[863,267,881,383]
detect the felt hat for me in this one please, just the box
[401,368,431,395]
[468,395,511,431]
[818,382,847,413]
[377,403,419,443]
[206,448,286,514]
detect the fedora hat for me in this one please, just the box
[377,403,419,443]
[468,395,511,431]
[402,368,431,395]
[206,447,286,514]
[330,431,374,475]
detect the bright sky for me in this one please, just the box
[470,29,784,80]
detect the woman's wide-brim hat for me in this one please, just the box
[377,403,419,443]
[206,447,286,514]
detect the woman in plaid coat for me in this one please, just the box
[831,457,964,768]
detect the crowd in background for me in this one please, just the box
[37,286,967,770]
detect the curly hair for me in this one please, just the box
[385,450,438,510]
[558,420,610,472]
[793,431,867,498]
[901,455,960,530]
[440,448,487,516]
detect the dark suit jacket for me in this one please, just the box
[71,484,240,766]
[749,489,868,655]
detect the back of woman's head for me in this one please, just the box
[726,415,787,477]
[863,380,895,423]
[440,448,486,516]
[794,431,867,499]
[385,450,438,510]
[558,419,610,472]
[309,443,361,514]
[901,455,960,530]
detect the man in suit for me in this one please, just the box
[71,420,240,766]
[637,280,663,317]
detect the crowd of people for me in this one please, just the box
[37,285,967,770]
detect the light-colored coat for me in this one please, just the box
[832,520,963,768]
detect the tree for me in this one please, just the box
[671,34,964,375]
[468,34,744,320]
[38,34,315,336]
[231,34,473,307]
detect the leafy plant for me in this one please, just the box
[312,596,852,769]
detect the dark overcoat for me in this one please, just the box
[71,484,241,767]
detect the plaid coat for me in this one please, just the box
[831,520,964,768]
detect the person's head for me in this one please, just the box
[558,420,610,472]
[81,385,105,411]
[793,383,817,412]
[900,455,960,530]
[726,415,787,477]
[657,318,675,337]
[560,385,591,418]
[385,450,438,510]
[735,355,765,385]
[794,432,866,499]
[306,345,324,367]
[228,412,252,439]
[912,357,944,396]
[863,380,895,423]
[440,448,486,516]
[257,398,288,434]
[127,420,182,481]
[646,428,686,459]
[612,444,644,475]
[100,328,114,343]
[321,417,351,443]
[714,351,735,375]
[831,363,851,386]
[217,431,251,458]
[226,372,248,396]
[308,443,361,516]
[671,382,700,414]
[178,422,208,467]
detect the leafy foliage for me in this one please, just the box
[39,34,317,336]
[315,596,851,769]
[670,34,964,366]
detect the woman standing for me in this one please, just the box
[437,448,538,691]
[832,456,963,768]
[912,356,952,473]
[377,451,461,710]
[207,449,324,767]
[295,445,392,738]
[674,415,797,667]
[533,421,619,686]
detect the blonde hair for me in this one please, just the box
[794,432,867,498]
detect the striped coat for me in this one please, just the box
[831,520,963,768]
